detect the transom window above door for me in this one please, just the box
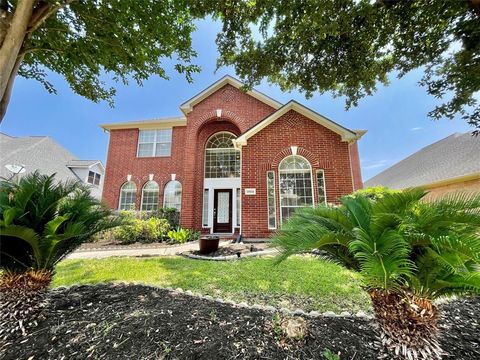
[205,132,240,178]
[137,129,172,157]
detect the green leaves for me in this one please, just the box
[202,0,480,131]
[18,0,200,106]
[273,188,480,300]
[0,172,121,271]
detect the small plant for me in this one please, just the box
[323,349,340,360]
[167,227,199,244]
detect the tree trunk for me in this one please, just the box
[0,270,53,346]
[0,0,35,124]
[369,289,442,360]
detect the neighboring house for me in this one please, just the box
[101,76,366,239]
[365,132,480,200]
[0,133,105,199]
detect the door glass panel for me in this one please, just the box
[217,192,230,223]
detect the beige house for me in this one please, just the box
[365,132,480,200]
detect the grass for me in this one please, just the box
[53,255,370,313]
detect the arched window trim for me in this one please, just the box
[204,131,241,179]
[163,180,182,212]
[278,155,315,224]
[118,181,137,210]
[140,181,159,211]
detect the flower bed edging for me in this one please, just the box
[54,282,372,319]
[186,248,278,261]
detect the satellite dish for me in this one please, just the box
[5,164,26,174]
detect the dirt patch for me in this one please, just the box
[1,284,478,360]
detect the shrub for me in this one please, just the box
[113,218,144,244]
[344,186,400,201]
[142,218,170,243]
[0,172,120,339]
[273,189,480,359]
[149,207,180,227]
[167,227,199,244]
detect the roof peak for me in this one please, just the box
[179,75,283,114]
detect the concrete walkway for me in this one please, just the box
[67,241,232,260]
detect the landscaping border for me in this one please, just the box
[53,282,374,319]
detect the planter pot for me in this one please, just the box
[199,236,220,254]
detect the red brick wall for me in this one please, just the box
[178,84,276,229]
[349,141,363,190]
[102,126,186,209]
[102,84,363,238]
[241,110,355,238]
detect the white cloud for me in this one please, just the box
[410,127,422,131]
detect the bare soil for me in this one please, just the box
[1,284,478,360]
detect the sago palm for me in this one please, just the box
[272,188,480,359]
[0,172,120,342]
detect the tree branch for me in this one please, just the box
[27,0,76,35]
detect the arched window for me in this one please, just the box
[164,180,182,212]
[278,155,314,222]
[141,181,159,211]
[119,182,137,210]
[205,132,240,178]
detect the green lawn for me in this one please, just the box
[53,256,370,313]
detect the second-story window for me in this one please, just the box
[137,129,172,157]
[87,171,101,186]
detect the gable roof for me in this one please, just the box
[365,132,480,189]
[0,134,104,181]
[234,100,363,147]
[67,159,105,171]
[179,75,283,114]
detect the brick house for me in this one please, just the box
[101,76,365,239]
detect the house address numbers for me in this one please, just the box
[244,188,256,195]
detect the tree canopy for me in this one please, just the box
[1,1,479,131]
[0,0,199,121]
[193,0,480,132]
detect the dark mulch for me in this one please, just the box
[1,284,478,360]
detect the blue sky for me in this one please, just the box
[0,19,472,181]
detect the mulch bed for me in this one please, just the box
[190,245,264,258]
[1,284,478,360]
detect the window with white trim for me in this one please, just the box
[164,180,182,212]
[87,171,101,186]
[267,171,277,229]
[119,182,137,210]
[137,129,172,157]
[141,181,159,211]
[316,170,327,205]
[278,155,314,222]
[202,189,209,227]
[205,132,240,178]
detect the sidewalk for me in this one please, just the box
[67,241,231,259]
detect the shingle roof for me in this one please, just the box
[0,134,101,182]
[365,132,480,189]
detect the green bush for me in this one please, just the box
[167,227,200,244]
[343,186,401,201]
[113,218,144,244]
[142,218,170,243]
